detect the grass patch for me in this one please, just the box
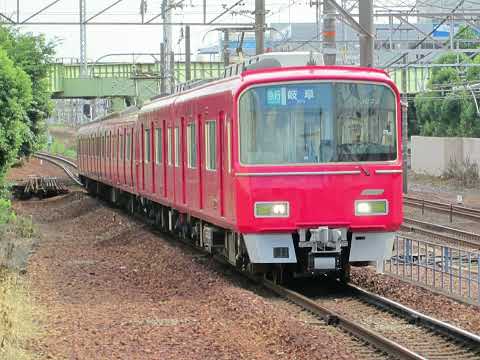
[0,270,38,360]
[0,200,39,360]
[47,139,76,158]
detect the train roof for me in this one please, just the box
[78,106,139,136]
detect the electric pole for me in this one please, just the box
[223,30,230,67]
[359,0,374,67]
[80,0,87,77]
[185,25,191,81]
[323,0,336,65]
[162,0,173,92]
[255,0,265,55]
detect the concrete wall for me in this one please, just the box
[411,136,480,176]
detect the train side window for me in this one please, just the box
[144,128,151,163]
[155,128,162,164]
[187,123,196,169]
[113,135,116,159]
[167,128,172,165]
[227,120,232,173]
[174,127,180,167]
[126,133,131,161]
[120,134,124,160]
[205,121,216,171]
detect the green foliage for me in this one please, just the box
[48,139,77,158]
[0,198,15,225]
[414,50,480,137]
[454,25,480,49]
[0,47,32,186]
[0,27,55,158]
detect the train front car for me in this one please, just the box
[233,66,402,281]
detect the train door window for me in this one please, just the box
[187,123,196,168]
[113,135,116,159]
[155,128,162,164]
[205,121,216,171]
[126,133,131,161]
[167,128,172,165]
[174,127,180,167]
[227,120,232,173]
[144,128,151,163]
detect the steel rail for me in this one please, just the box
[33,153,82,186]
[263,279,480,359]
[402,217,480,249]
[404,195,480,221]
[36,152,78,169]
[262,279,426,360]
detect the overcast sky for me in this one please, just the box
[0,0,417,62]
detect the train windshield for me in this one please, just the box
[239,82,397,165]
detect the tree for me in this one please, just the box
[0,27,55,157]
[0,47,32,184]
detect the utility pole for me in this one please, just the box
[223,30,230,67]
[162,0,173,92]
[255,0,265,55]
[359,0,374,67]
[185,25,191,81]
[323,0,336,65]
[160,43,166,94]
[79,0,88,77]
[169,51,175,94]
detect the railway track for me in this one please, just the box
[265,279,480,360]
[404,195,480,221]
[33,152,82,186]
[402,217,480,249]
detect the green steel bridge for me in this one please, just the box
[47,60,433,105]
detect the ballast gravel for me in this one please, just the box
[15,192,361,360]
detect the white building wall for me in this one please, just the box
[411,136,477,176]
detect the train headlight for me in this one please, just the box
[355,200,388,216]
[255,202,289,218]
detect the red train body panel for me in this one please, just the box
[78,59,403,278]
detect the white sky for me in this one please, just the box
[0,0,422,62]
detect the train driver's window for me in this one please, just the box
[144,128,151,163]
[167,128,172,165]
[187,123,196,168]
[205,121,216,171]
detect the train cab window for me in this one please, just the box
[205,121,216,171]
[126,133,131,161]
[167,128,172,165]
[174,127,180,167]
[144,128,151,163]
[155,128,162,164]
[187,123,196,168]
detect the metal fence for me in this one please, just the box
[385,235,480,305]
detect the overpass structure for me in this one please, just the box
[48,60,224,105]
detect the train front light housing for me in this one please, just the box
[255,202,289,218]
[355,200,388,216]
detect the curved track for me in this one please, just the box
[33,152,82,186]
[265,279,480,360]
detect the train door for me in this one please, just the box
[153,121,163,197]
[223,113,234,220]
[185,117,199,210]
[134,128,140,193]
[166,125,174,204]
[174,118,184,205]
[203,116,220,216]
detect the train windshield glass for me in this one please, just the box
[239,82,397,165]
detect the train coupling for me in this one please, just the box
[298,227,348,272]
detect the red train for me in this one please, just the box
[78,53,403,282]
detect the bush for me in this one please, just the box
[443,156,480,187]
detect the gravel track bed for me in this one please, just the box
[309,292,479,359]
[6,158,68,182]
[351,267,480,335]
[16,192,369,360]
